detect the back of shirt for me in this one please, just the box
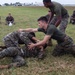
[49,2,69,18]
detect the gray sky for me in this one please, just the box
[0,0,75,4]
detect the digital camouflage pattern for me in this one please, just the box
[52,36,75,56]
[0,31,43,69]
[50,16,68,33]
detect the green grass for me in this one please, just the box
[0,6,75,75]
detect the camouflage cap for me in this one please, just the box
[43,0,51,3]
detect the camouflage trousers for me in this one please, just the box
[52,36,75,56]
[1,31,40,67]
[50,16,69,33]
[0,47,26,67]
[0,46,39,67]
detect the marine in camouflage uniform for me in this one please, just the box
[43,0,69,33]
[0,31,46,68]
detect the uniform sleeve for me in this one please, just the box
[38,28,42,31]
[46,25,56,36]
[38,28,45,32]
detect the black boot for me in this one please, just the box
[38,51,46,60]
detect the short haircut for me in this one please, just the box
[9,13,11,15]
[43,0,51,3]
[29,32,35,37]
[37,16,48,23]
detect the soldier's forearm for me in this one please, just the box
[32,37,40,43]
[18,28,33,32]
[0,65,9,69]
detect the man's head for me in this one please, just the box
[37,16,48,29]
[43,0,52,8]
[8,13,11,17]
[28,32,36,43]
[29,32,35,37]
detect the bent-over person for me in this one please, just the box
[0,31,47,69]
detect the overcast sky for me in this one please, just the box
[0,0,75,4]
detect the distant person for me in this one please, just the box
[70,10,75,24]
[43,0,69,33]
[5,13,15,26]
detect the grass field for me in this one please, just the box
[0,6,75,75]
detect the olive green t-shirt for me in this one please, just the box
[38,25,66,43]
[49,2,69,18]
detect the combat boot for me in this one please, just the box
[38,51,46,60]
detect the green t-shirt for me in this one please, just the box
[38,25,66,43]
[49,2,69,18]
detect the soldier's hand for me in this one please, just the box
[28,43,35,50]
[18,29,24,32]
